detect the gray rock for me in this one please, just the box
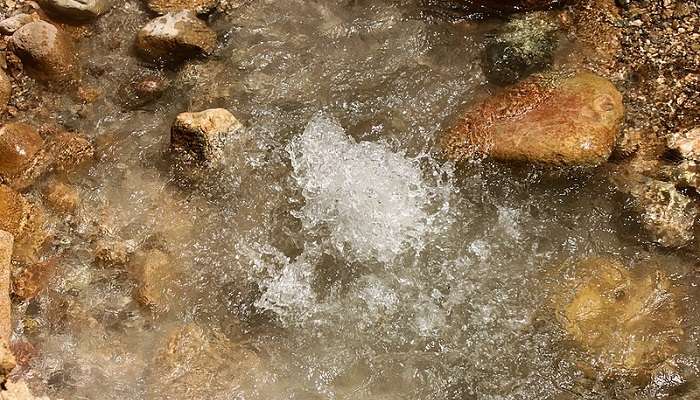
[170,108,242,164]
[0,14,35,35]
[482,13,560,85]
[134,11,217,64]
[39,0,113,21]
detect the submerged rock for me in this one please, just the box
[128,249,178,312]
[0,14,36,36]
[442,71,624,166]
[147,324,260,398]
[117,73,170,109]
[10,21,77,82]
[436,0,568,15]
[12,259,57,301]
[0,123,43,182]
[482,13,559,85]
[556,257,684,383]
[145,0,219,15]
[49,131,94,173]
[94,239,130,267]
[42,180,79,213]
[170,108,242,165]
[134,11,217,64]
[38,0,113,21]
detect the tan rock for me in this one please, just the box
[148,323,260,398]
[42,180,79,212]
[170,108,242,164]
[128,249,178,312]
[0,186,30,241]
[0,380,50,400]
[50,131,94,173]
[145,0,219,14]
[135,11,217,64]
[10,21,77,82]
[442,71,624,166]
[0,123,43,182]
[555,257,684,383]
[0,14,36,36]
[0,340,16,383]
[667,127,700,162]
[0,231,13,343]
[39,0,113,21]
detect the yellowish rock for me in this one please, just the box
[555,257,684,383]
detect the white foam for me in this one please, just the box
[288,113,430,263]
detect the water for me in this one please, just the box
[6,0,699,399]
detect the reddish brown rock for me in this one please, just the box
[12,259,57,301]
[443,72,624,166]
[94,239,130,267]
[145,0,218,15]
[10,21,77,82]
[134,11,217,64]
[0,189,47,264]
[0,124,43,182]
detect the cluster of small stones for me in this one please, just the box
[0,0,250,397]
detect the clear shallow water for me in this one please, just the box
[7,0,700,399]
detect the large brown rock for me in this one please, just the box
[555,257,684,383]
[10,21,77,82]
[442,72,624,166]
[0,124,43,182]
[134,11,216,64]
[145,0,219,14]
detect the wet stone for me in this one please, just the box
[0,14,35,36]
[94,239,130,267]
[667,127,700,162]
[49,131,94,174]
[12,259,57,301]
[0,231,12,343]
[482,13,559,85]
[42,180,79,213]
[38,0,113,21]
[556,257,685,383]
[0,123,43,182]
[117,73,170,110]
[145,0,219,15]
[442,71,624,166]
[434,0,568,15]
[170,108,242,165]
[10,21,76,82]
[0,380,50,399]
[134,11,217,64]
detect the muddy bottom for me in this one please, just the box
[3,0,699,399]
